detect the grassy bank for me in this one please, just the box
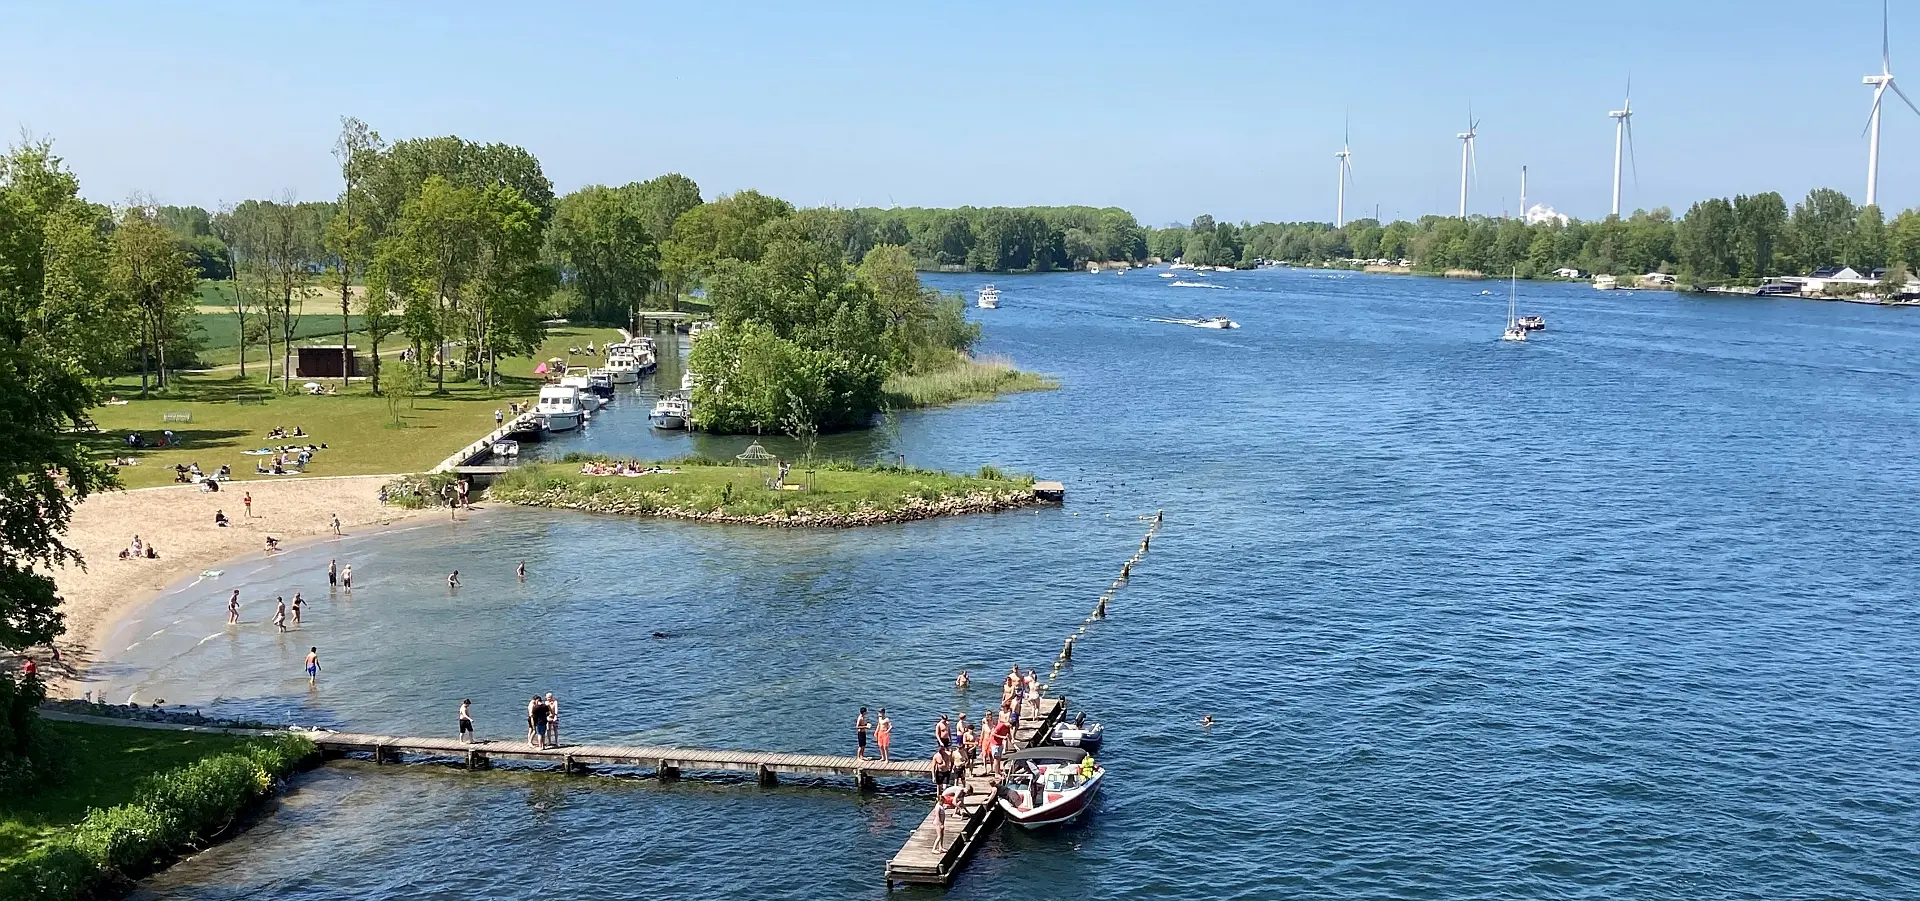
[488,458,1041,525]
[0,719,315,898]
[882,353,1056,410]
[89,325,624,489]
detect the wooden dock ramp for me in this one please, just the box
[884,697,1067,888]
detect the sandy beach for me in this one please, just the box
[38,475,426,697]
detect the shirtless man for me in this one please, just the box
[934,714,952,751]
[459,699,474,743]
[273,597,288,632]
[855,707,870,759]
[545,692,560,747]
[327,559,338,588]
[304,647,319,684]
[954,669,970,691]
[226,589,240,625]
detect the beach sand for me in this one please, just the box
[37,475,426,697]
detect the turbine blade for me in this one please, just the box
[1627,118,1640,190]
[1893,80,1920,118]
[1886,0,1892,70]
[1865,86,1888,137]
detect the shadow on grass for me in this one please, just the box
[82,429,251,456]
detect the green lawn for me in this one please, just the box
[0,720,254,869]
[489,459,1034,519]
[91,325,625,488]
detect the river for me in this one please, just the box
[105,267,1920,898]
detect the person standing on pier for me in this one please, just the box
[459,699,474,743]
[934,714,951,752]
[528,695,547,748]
[545,692,561,747]
[855,707,870,759]
[875,709,892,762]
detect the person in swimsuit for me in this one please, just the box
[517,560,526,580]
[448,570,460,590]
[273,597,287,632]
[342,564,353,591]
[290,592,304,627]
[242,491,252,517]
[545,692,560,747]
[328,559,338,587]
[227,589,240,625]
[459,699,474,742]
[330,514,342,536]
[528,696,545,747]
[954,669,970,691]
[875,709,892,762]
[304,647,319,684]
[935,714,951,751]
[855,707,870,759]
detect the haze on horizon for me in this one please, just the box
[1,0,1910,224]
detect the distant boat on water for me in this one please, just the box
[1171,280,1227,289]
[1502,271,1528,342]
[977,285,1000,309]
[1151,316,1240,329]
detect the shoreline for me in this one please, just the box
[39,475,429,698]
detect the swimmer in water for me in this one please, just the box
[273,597,287,632]
[517,560,526,580]
[304,647,319,684]
[1201,715,1214,728]
[954,669,970,691]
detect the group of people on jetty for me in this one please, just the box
[851,665,1049,796]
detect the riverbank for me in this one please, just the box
[486,460,1045,526]
[40,476,426,698]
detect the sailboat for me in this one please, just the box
[1502,270,1528,342]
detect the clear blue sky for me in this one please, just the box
[1,0,1913,224]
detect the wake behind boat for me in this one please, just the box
[1170,280,1227,289]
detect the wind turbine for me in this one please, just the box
[1335,118,1354,227]
[1865,0,1920,207]
[1456,111,1479,217]
[1609,80,1637,217]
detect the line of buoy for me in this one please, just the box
[1043,509,1163,691]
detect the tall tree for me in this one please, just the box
[1847,205,1889,271]
[329,117,383,386]
[547,185,659,328]
[1733,192,1789,279]
[1676,198,1738,284]
[211,204,253,377]
[470,184,552,387]
[109,207,197,395]
[1788,188,1858,273]
[385,176,481,392]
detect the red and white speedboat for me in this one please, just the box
[997,746,1104,828]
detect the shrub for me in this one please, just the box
[70,803,169,873]
[0,844,99,900]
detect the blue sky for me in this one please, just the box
[2,0,1914,224]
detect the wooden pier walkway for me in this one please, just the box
[884,697,1068,889]
[304,730,930,786]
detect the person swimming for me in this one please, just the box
[954,669,970,691]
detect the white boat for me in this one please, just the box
[649,394,690,430]
[689,320,715,340]
[1049,717,1104,750]
[559,367,604,411]
[977,285,1000,309]
[998,746,1104,828]
[604,344,642,383]
[536,386,585,432]
[490,439,520,457]
[1592,274,1618,290]
[680,368,696,392]
[1151,316,1240,329]
[1158,272,1176,278]
[1502,271,1528,342]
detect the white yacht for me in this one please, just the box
[629,337,657,373]
[559,367,604,412]
[1592,274,1618,291]
[649,394,691,430]
[604,344,642,383]
[536,385,585,432]
[1502,271,1528,342]
[977,285,1000,309]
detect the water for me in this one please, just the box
[106,268,1920,899]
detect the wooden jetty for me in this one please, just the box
[884,697,1068,889]
[303,731,929,787]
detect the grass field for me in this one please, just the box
[0,720,254,869]
[91,325,624,488]
[489,458,1033,519]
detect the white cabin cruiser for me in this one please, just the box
[650,394,691,430]
[559,368,605,411]
[604,343,642,383]
[977,285,1000,309]
[490,439,520,457]
[998,746,1104,828]
[536,385,585,432]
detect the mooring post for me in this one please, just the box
[758,763,778,787]
[657,760,680,782]
[857,769,876,793]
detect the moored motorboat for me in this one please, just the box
[490,439,520,457]
[1516,315,1545,331]
[560,367,605,411]
[536,385,584,432]
[649,394,690,430]
[1048,719,1104,750]
[604,344,642,383]
[998,746,1103,828]
[586,370,616,396]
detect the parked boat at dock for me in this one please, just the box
[535,385,585,432]
[490,439,520,457]
[998,746,1103,828]
[650,395,690,430]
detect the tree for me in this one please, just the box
[1890,208,1920,272]
[383,176,481,392]
[1675,198,1737,285]
[109,207,197,395]
[1788,188,1857,273]
[0,140,116,653]
[470,184,553,387]
[1847,204,1889,272]
[329,117,383,386]
[1733,192,1788,279]
[547,185,659,327]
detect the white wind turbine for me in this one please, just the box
[1865,0,1920,207]
[1609,80,1638,217]
[1335,119,1354,227]
[1456,111,1479,217]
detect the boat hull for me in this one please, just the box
[541,411,581,432]
[998,773,1101,828]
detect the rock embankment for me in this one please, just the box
[487,485,1043,527]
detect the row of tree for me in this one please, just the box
[1147,189,1920,286]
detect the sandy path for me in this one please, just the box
[35,475,426,697]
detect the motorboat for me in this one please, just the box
[586,370,616,397]
[490,439,520,457]
[1516,315,1546,331]
[604,344,642,383]
[560,368,605,411]
[1196,317,1239,329]
[1170,280,1227,289]
[977,285,1000,309]
[649,394,690,430]
[1502,271,1528,342]
[998,746,1104,828]
[1592,274,1618,290]
[536,385,585,432]
[1159,272,1176,278]
[1048,719,1103,750]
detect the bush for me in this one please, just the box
[0,672,61,797]
[69,804,169,874]
[0,844,98,900]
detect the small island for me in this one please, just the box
[485,457,1048,527]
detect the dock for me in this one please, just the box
[884,697,1067,889]
[304,731,929,787]
[432,411,541,473]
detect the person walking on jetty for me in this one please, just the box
[545,692,561,747]
[875,709,892,762]
[855,707,870,759]
[273,597,288,632]
[304,647,319,684]
[227,590,241,625]
[459,699,474,743]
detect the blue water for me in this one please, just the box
[109,267,1920,899]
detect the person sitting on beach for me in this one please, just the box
[265,535,281,553]
[144,544,157,559]
[293,426,305,437]
[256,462,271,474]
[271,462,286,475]
[214,510,229,527]
[216,464,231,480]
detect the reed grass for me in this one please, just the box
[882,354,1056,409]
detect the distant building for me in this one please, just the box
[1776,266,1885,295]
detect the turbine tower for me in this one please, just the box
[1609,82,1637,217]
[1335,119,1354,227]
[1865,0,1920,207]
[1456,113,1479,218]
[1520,165,1528,222]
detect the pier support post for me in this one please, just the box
[467,749,491,770]
[857,769,876,793]
[657,761,680,782]
[758,764,778,787]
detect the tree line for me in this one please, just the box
[1147,188,1920,287]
